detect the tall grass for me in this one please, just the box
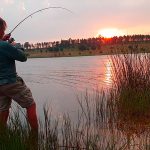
[108,53,150,139]
[110,53,150,117]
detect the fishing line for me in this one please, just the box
[9,6,73,34]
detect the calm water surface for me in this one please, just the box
[16,55,112,117]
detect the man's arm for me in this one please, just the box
[2,42,27,62]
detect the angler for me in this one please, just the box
[0,6,71,141]
[0,17,38,136]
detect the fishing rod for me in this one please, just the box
[3,6,73,42]
[10,6,73,34]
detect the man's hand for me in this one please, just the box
[2,33,11,41]
[11,41,16,46]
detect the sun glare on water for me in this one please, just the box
[97,28,125,38]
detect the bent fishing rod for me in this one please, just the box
[4,6,73,42]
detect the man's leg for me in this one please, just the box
[26,103,38,132]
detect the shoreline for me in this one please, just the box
[27,42,150,58]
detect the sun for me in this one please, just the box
[97,28,125,38]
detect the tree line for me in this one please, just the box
[23,34,150,52]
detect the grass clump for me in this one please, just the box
[110,53,150,121]
[111,53,150,114]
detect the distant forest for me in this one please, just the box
[23,35,150,52]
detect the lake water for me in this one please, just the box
[16,55,112,117]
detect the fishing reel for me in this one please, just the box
[8,37,15,43]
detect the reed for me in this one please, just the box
[110,53,150,118]
[108,53,150,142]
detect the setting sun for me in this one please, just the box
[97,28,125,38]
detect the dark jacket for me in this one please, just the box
[0,41,27,85]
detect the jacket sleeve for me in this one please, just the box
[3,42,27,62]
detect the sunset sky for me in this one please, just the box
[1,0,150,43]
